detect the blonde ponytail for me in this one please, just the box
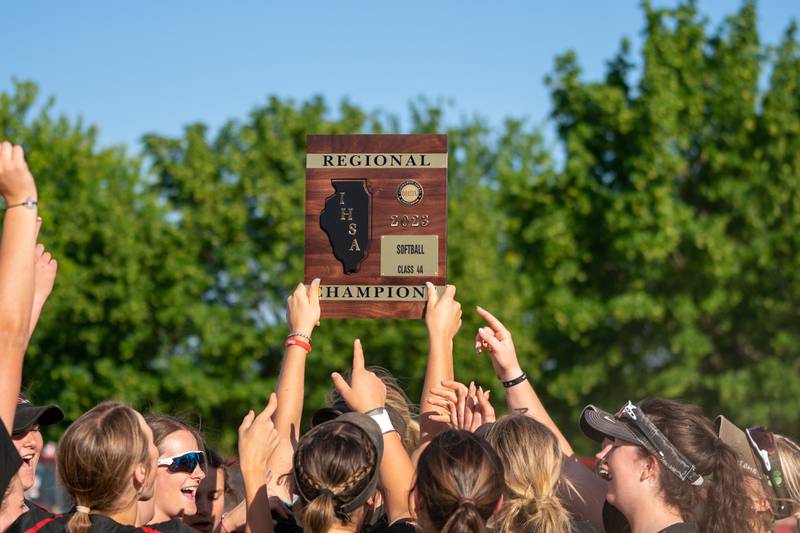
[486,415,573,533]
[65,507,92,533]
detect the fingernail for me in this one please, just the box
[426,281,434,289]
[312,278,320,284]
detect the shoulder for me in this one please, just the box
[272,514,303,533]
[602,501,631,533]
[572,519,601,533]
[660,523,698,533]
[7,512,67,533]
[24,500,52,515]
[144,519,196,533]
[373,518,419,533]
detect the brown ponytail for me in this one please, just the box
[440,500,487,533]
[66,509,92,533]
[414,430,504,533]
[292,420,379,533]
[637,399,759,533]
[58,402,152,533]
[301,491,338,533]
[143,413,205,452]
[485,415,573,533]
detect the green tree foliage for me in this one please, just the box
[503,1,800,449]
[2,0,797,452]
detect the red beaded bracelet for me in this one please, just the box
[284,336,312,353]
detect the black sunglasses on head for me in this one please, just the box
[746,426,793,519]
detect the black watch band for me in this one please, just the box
[501,372,528,388]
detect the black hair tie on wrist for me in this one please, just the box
[501,372,528,388]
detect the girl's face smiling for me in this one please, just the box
[153,430,206,521]
[183,466,225,533]
[601,438,651,513]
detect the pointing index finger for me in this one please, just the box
[352,338,365,370]
[263,392,278,418]
[476,306,508,335]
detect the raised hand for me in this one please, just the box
[475,306,523,381]
[474,384,496,425]
[0,142,37,205]
[285,278,321,337]
[238,393,280,476]
[29,243,58,338]
[424,283,462,342]
[331,339,386,413]
[428,380,495,432]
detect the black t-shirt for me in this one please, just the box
[572,519,600,533]
[8,512,160,533]
[370,517,417,532]
[9,500,54,532]
[602,501,631,533]
[273,513,302,533]
[1,423,22,497]
[658,523,697,533]
[272,512,417,532]
[146,519,198,533]
[601,502,696,533]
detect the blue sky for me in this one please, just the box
[3,1,798,152]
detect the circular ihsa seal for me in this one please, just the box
[397,180,423,206]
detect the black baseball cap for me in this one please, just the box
[13,394,64,435]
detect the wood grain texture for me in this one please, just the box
[307,134,447,154]
[305,135,447,319]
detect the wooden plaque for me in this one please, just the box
[305,134,447,319]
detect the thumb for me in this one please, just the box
[239,410,255,434]
[425,281,439,308]
[478,328,504,353]
[308,277,321,304]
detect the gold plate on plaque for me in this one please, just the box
[319,285,445,301]
[380,235,439,277]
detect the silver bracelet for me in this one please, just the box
[287,332,312,342]
[6,197,37,210]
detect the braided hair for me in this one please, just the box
[293,420,379,533]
